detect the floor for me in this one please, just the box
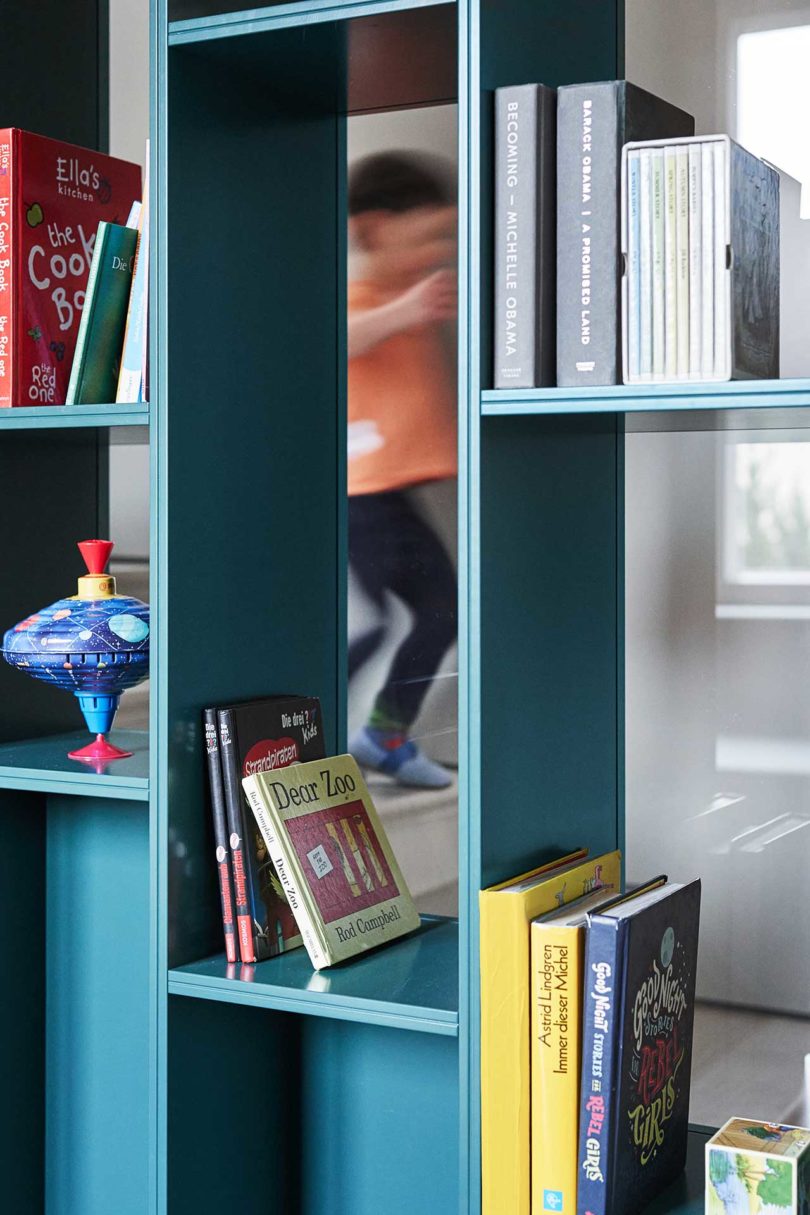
[692,1002,810,1127]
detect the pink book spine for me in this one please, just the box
[0,129,15,406]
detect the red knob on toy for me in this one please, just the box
[77,539,114,576]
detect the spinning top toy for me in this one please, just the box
[2,539,149,762]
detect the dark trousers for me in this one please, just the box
[348,489,457,730]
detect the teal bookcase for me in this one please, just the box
[4,2,807,1213]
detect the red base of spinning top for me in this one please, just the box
[68,734,133,762]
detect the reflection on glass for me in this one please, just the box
[626,424,810,1128]
[724,444,810,585]
[345,111,459,917]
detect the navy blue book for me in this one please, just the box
[577,877,701,1215]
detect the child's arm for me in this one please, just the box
[348,270,456,357]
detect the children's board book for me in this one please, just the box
[243,754,420,970]
[479,848,622,1215]
[218,696,324,964]
[577,877,701,1215]
[0,129,140,406]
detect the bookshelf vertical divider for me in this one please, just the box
[151,1,628,1213]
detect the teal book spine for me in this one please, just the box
[66,221,138,405]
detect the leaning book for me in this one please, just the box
[242,754,420,970]
[65,221,138,404]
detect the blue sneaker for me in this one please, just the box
[349,726,454,790]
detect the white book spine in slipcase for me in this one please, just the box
[687,143,702,377]
[700,140,715,380]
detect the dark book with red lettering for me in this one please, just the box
[217,696,324,963]
[203,707,237,964]
[0,129,140,406]
[577,877,701,1215]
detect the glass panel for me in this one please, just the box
[626,0,810,379]
[169,1,285,20]
[346,105,459,917]
[626,419,810,1127]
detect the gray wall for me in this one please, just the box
[109,0,150,561]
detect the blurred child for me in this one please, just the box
[347,151,458,789]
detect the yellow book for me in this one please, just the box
[480,849,622,1215]
[530,888,621,1215]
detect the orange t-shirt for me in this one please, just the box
[348,280,457,496]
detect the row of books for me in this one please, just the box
[66,158,150,405]
[480,848,702,1215]
[493,79,780,389]
[203,694,419,970]
[623,136,779,383]
[0,128,146,407]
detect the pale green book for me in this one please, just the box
[663,145,677,379]
[700,141,715,379]
[243,754,420,969]
[675,146,690,377]
[688,144,703,377]
[66,221,138,405]
[651,149,666,378]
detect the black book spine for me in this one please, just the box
[729,140,779,379]
[557,81,622,387]
[217,707,256,964]
[557,81,694,387]
[203,708,237,964]
[493,83,556,388]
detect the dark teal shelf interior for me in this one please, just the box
[482,377,810,416]
[0,403,148,429]
[0,731,149,799]
[169,915,459,1035]
[645,1129,708,1215]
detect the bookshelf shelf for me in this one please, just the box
[168,0,450,44]
[481,377,810,417]
[0,731,149,799]
[169,915,459,1035]
[0,403,149,430]
[645,1130,708,1215]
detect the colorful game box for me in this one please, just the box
[706,1118,810,1215]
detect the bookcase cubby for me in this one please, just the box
[6,1,807,1212]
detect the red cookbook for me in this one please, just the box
[0,129,140,407]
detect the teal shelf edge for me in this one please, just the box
[0,403,149,430]
[482,378,810,416]
[168,915,459,1036]
[168,0,453,44]
[0,731,149,800]
[644,1128,708,1215]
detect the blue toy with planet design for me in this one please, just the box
[2,539,149,762]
